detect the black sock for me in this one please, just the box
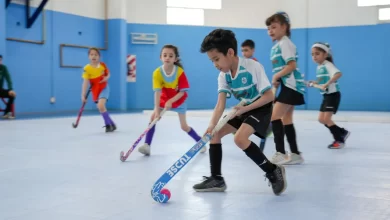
[333,124,346,138]
[244,141,276,173]
[324,124,336,140]
[284,124,300,154]
[272,119,285,154]
[5,96,15,113]
[329,125,343,142]
[338,126,346,135]
[209,143,223,178]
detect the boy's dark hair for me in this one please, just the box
[241,39,255,49]
[266,12,291,38]
[200,29,237,56]
[0,55,2,59]
[161,44,183,68]
[313,42,334,63]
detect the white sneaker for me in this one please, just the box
[2,113,14,119]
[286,153,304,165]
[271,152,291,165]
[200,145,207,153]
[138,144,151,155]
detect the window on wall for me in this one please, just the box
[167,0,222,10]
[379,7,390,20]
[166,0,222,25]
[167,8,205,26]
[358,0,390,7]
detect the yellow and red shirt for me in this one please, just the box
[82,62,109,101]
[152,65,189,108]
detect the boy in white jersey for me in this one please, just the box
[309,42,350,149]
[266,12,305,165]
[193,29,287,196]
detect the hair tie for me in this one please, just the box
[276,11,290,24]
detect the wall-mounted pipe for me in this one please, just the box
[60,0,108,68]
[5,0,12,8]
[6,8,46,44]
[26,0,48,28]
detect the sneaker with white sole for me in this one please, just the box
[271,152,291,165]
[286,153,304,165]
[2,113,15,119]
[138,144,151,155]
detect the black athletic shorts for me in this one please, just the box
[275,82,305,106]
[227,102,272,139]
[0,89,10,98]
[320,92,340,114]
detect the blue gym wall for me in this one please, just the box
[4,3,390,114]
[126,23,390,111]
[5,4,107,113]
[127,24,310,110]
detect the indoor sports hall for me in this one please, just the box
[1,0,390,220]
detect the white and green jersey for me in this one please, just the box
[218,57,271,105]
[270,36,305,94]
[316,60,341,95]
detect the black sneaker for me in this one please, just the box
[193,176,227,192]
[265,165,287,195]
[340,129,350,142]
[328,141,345,149]
[104,125,115,132]
[112,124,117,131]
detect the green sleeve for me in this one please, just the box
[3,65,13,90]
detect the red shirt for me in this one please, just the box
[152,65,189,108]
[82,62,109,101]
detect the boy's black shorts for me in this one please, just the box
[228,102,272,139]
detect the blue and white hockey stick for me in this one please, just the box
[150,100,246,203]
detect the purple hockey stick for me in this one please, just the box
[119,109,167,162]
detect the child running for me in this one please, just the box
[241,39,273,150]
[81,48,116,132]
[266,12,305,165]
[193,29,287,196]
[309,42,350,149]
[138,45,204,156]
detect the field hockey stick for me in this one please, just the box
[119,109,167,162]
[305,81,329,92]
[272,79,281,97]
[150,100,246,203]
[260,138,266,152]
[72,87,92,128]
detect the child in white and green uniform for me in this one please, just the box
[309,42,350,149]
[266,12,305,165]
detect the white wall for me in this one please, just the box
[21,0,380,28]
[14,0,106,19]
[28,0,128,20]
[126,0,380,28]
[307,0,378,27]
[204,0,279,28]
[127,0,280,28]
[278,0,378,28]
